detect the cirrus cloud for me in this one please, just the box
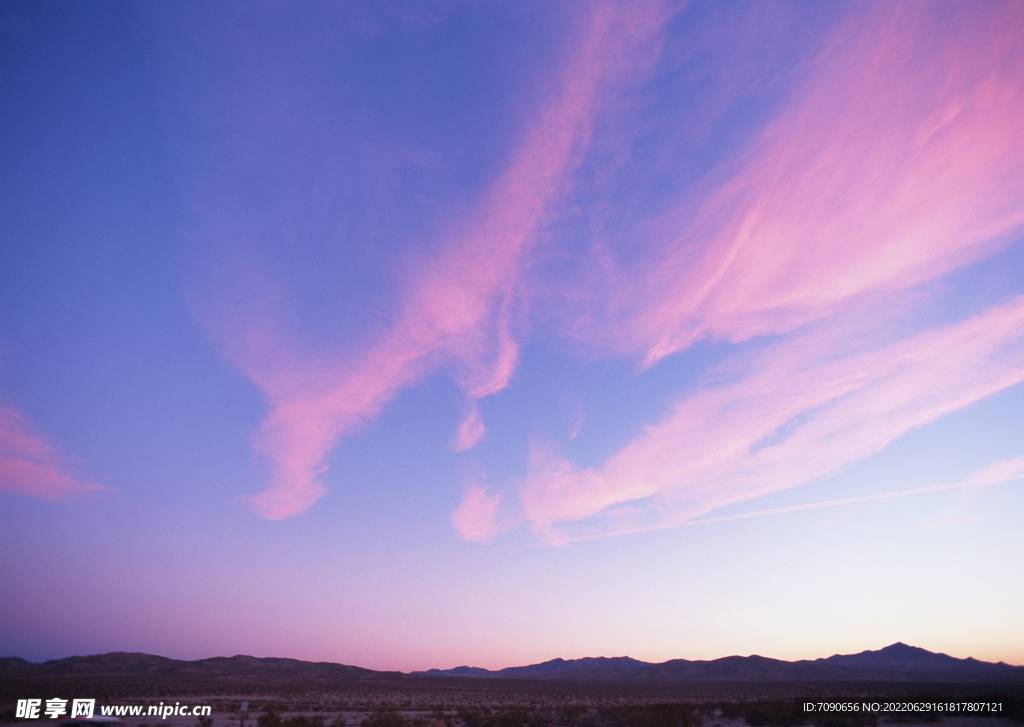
[178,0,1024,538]
[520,295,1024,540]
[0,401,105,501]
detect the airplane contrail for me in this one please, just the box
[505,455,1024,548]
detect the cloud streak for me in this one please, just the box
[562,1,1024,364]
[190,0,673,519]
[520,295,1024,539]
[0,402,105,500]
[185,1,1024,537]
[505,1,1024,542]
[506,455,1024,548]
[683,456,1024,528]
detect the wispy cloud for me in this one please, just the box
[508,455,1024,548]
[450,400,486,452]
[191,0,674,519]
[0,401,105,500]
[187,1,1024,535]
[685,455,1024,528]
[507,1,1024,542]
[521,295,1024,539]
[452,481,505,544]
[562,1,1024,364]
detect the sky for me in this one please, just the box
[1,0,1023,672]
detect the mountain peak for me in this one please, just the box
[880,642,921,653]
[823,643,966,671]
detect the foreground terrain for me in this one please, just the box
[2,646,1021,727]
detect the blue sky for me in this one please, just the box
[2,0,1023,671]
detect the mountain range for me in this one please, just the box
[414,643,1024,682]
[3,643,1022,683]
[0,652,391,681]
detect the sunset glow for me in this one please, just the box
[2,0,1022,671]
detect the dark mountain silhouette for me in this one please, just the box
[822,642,990,670]
[0,651,391,681]
[415,643,1024,682]
[3,644,1022,683]
[493,656,649,678]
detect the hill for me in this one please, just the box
[415,643,1024,682]
[3,643,1022,684]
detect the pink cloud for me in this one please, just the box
[520,295,1024,538]
[451,482,504,544]
[194,1,1024,532]
[563,1,1024,364]
[192,0,674,519]
[960,455,1024,487]
[553,455,1024,544]
[507,2,1024,543]
[450,400,486,452]
[0,402,105,500]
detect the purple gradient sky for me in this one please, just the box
[2,0,1023,671]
